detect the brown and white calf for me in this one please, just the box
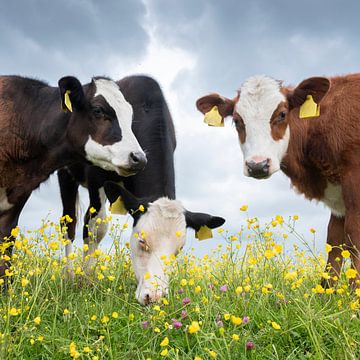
[197,74,360,285]
[0,75,146,276]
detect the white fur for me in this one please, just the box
[0,188,13,211]
[84,79,145,175]
[236,75,290,176]
[323,182,345,217]
[131,198,186,305]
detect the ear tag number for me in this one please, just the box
[204,106,224,127]
[110,196,128,215]
[64,90,73,113]
[195,226,213,241]
[299,95,320,119]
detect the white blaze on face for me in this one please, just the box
[130,198,186,305]
[84,78,145,174]
[236,75,290,176]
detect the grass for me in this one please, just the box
[0,214,359,359]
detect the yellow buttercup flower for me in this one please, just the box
[271,321,281,330]
[188,321,200,334]
[160,337,169,347]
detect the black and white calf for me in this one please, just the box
[0,75,146,277]
[58,76,225,304]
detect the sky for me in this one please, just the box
[1,0,359,255]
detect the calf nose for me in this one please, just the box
[129,151,147,171]
[246,159,270,179]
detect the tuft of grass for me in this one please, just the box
[0,214,359,359]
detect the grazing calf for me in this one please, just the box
[197,74,360,286]
[0,75,146,277]
[104,182,225,305]
[58,76,225,303]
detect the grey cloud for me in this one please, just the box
[0,0,148,82]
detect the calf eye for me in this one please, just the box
[139,239,150,252]
[277,111,286,122]
[92,107,103,118]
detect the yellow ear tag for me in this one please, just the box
[195,226,213,241]
[64,90,73,113]
[299,95,320,119]
[109,196,128,215]
[204,106,224,127]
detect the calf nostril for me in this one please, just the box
[130,152,140,163]
[144,293,150,305]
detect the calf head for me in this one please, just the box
[59,76,147,176]
[196,75,330,179]
[104,182,225,305]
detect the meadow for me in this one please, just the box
[0,210,359,360]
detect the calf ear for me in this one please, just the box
[58,76,86,112]
[103,181,148,216]
[287,77,330,110]
[196,93,238,118]
[185,211,225,231]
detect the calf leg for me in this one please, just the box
[342,172,360,287]
[58,168,79,279]
[322,214,345,287]
[83,186,109,275]
[0,192,31,284]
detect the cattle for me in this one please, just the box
[58,76,225,304]
[196,74,360,287]
[0,75,146,278]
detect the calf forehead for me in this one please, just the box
[237,75,285,120]
[94,79,132,118]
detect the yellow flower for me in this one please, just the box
[341,250,350,258]
[325,288,334,295]
[21,278,29,287]
[180,279,187,286]
[284,271,297,281]
[271,321,281,330]
[101,316,110,324]
[63,309,70,315]
[188,321,200,334]
[310,228,316,234]
[9,308,19,316]
[312,284,325,294]
[11,227,19,238]
[176,230,182,238]
[37,336,44,342]
[69,342,80,359]
[325,244,332,253]
[89,207,96,214]
[112,312,119,319]
[128,313,135,321]
[160,348,168,357]
[49,241,59,251]
[350,300,360,311]
[33,316,41,325]
[232,334,240,341]
[207,350,217,358]
[83,347,91,353]
[231,315,242,325]
[224,313,231,320]
[293,215,299,220]
[160,337,169,347]
[91,315,97,321]
[194,286,202,293]
[139,204,145,212]
[194,357,202,360]
[154,327,160,333]
[144,272,151,280]
[240,205,248,211]
[345,268,358,279]
[355,288,360,297]
[264,249,275,259]
[235,286,243,295]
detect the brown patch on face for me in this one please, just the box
[270,101,289,141]
[233,112,246,143]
